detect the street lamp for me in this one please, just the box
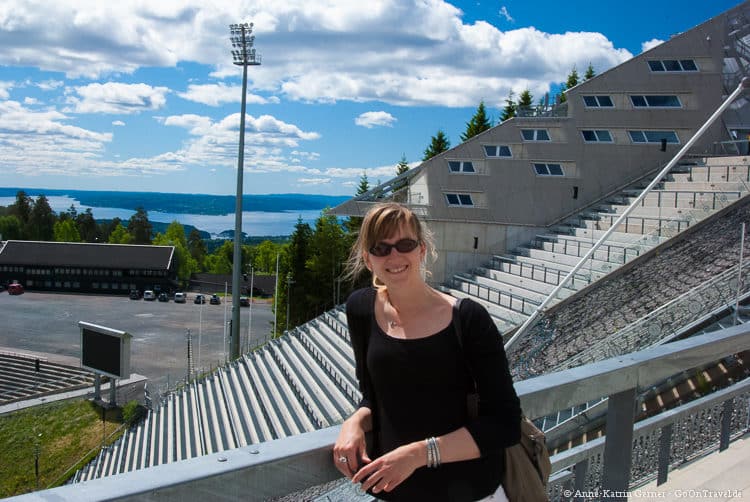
[229,22,261,361]
[286,273,295,332]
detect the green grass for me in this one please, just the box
[0,399,128,497]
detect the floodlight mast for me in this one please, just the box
[229,22,261,361]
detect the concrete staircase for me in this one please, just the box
[443,159,750,335]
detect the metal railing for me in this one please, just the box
[555,261,750,370]
[14,323,750,502]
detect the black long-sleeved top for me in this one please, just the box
[346,288,521,501]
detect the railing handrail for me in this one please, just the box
[13,323,750,502]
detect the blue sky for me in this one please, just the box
[0,0,742,196]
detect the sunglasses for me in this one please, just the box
[369,238,420,257]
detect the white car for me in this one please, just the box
[143,290,156,301]
[174,292,187,303]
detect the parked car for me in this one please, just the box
[143,290,156,301]
[239,296,250,307]
[7,283,24,295]
[158,292,169,302]
[174,292,187,303]
[129,289,141,300]
[194,294,206,304]
[209,294,221,305]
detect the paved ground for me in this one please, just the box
[0,291,275,392]
[639,432,750,501]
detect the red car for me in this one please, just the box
[7,283,24,295]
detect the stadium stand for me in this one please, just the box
[69,160,750,487]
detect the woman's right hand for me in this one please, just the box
[333,412,372,478]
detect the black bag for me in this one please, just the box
[451,299,551,502]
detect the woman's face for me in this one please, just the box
[364,223,425,288]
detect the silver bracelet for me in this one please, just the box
[426,437,440,468]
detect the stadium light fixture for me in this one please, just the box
[228,22,261,361]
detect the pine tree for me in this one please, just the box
[559,65,580,103]
[460,101,492,142]
[396,154,410,176]
[566,66,580,89]
[517,89,534,116]
[422,130,451,161]
[392,155,411,203]
[26,195,56,241]
[500,90,516,122]
[76,208,98,242]
[188,228,208,269]
[584,63,596,80]
[128,206,153,244]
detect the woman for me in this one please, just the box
[333,202,521,501]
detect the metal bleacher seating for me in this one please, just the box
[71,160,750,487]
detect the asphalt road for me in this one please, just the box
[0,291,275,392]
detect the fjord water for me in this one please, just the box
[0,195,327,237]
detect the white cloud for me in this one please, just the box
[112,120,125,126]
[355,111,396,128]
[178,83,279,106]
[641,38,664,53]
[0,81,12,99]
[297,177,331,185]
[0,1,633,107]
[160,112,321,173]
[23,97,38,105]
[35,80,64,91]
[499,7,514,23]
[66,83,169,114]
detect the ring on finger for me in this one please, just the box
[338,456,348,463]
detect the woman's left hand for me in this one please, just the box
[351,442,424,494]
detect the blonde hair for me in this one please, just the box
[344,202,436,286]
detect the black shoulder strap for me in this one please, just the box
[452,298,464,348]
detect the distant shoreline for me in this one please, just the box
[0,187,350,217]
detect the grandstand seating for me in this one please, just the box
[0,352,96,405]
[71,159,750,485]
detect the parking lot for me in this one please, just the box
[0,291,275,392]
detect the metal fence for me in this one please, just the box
[10,323,750,502]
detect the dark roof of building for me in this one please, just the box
[0,240,175,269]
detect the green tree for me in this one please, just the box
[128,207,152,244]
[422,130,451,161]
[0,215,23,240]
[9,191,32,228]
[188,228,208,270]
[559,65,580,103]
[460,101,493,142]
[392,155,412,203]
[254,240,280,273]
[584,63,596,80]
[26,195,56,241]
[281,218,313,330]
[345,173,371,235]
[76,208,99,242]
[53,219,82,242]
[99,217,123,243]
[153,221,199,285]
[517,89,534,116]
[108,223,135,244]
[500,90,516,122]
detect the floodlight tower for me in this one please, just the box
[229,22,261,360]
